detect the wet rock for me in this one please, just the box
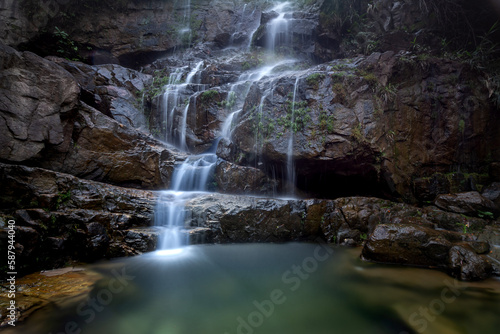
[0,42,79,162]
[39,102,184,189]
[0,268,101,327]
[482,183,500,208]
[362,223,493,280]
[0,162,160,275]
[435,192,499,218]
[214,159,281,196]
[185,193,330,243]
[227,53,499,200]
[48,57,153,133]
[449,244,493,281]
[1,43,184,189]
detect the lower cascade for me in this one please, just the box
[155,153,217,251]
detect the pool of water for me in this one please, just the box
[7,243,500,334]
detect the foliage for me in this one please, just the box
[306,73,325,90]
[54,26,81,61]
[477,210,494,219]
[319,109,335,134]
[201,90,219,103]
[277,100,312,133]
[55,190,72,210]
[456,221,470,234]
[219,91,237,109]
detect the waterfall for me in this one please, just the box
[221,109,241,139]
[155,0,306,251]
[286,77,299,195]
[266,2,292,52]
[154,153,217,251]
[161,61,204,150]
[177,0,192,48]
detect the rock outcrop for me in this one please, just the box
[2,161,499,280]
[0,43,79,162]
[362,224,493,281]
[0,163,159,276]
[225,52,500,200]
[0,42,187,189]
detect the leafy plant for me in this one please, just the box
[55,190,72,210]
[456,221,470,234]
[54,26,81,61]
[477,210,494,219]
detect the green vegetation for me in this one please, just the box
[319,109,335,134]
[53,27,82,61]
[352,123,364,142]
[477,210,494,219]
[456,221,470,234]
[458,119,466,135]
[55,190,72,210]
[219,91,237,109]
[306,73,325,90]
[277,100,312,133]
[201,90,219,104]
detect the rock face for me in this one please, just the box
[1,0,273,67]
[0,163,159,276]
[49,57,153,132]
[1,0,500,285]
[0,43,79,162]
[0,42,187,189]
[435,192,499,218]
[362,224,493,281]
[226,52,500,200]
[2,162,498,281]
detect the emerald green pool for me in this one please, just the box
[7,243,500,334]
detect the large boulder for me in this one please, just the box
[362,223,493,281]
[49,57,153,132]
[0,42,187,189]
[0,43,79,161]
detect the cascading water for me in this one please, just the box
[155,0,303,252]
[154,153,217,251]
[162,60,204,150]
[286,77,300,195]
[266,2,292,52]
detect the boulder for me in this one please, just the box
[0,43,79,162]
[214,159,281,196]
[361,223,493,281]
[1,43,184,189]
[47,57,153,133]
[435,192,499,218]
[482,182,500,208]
